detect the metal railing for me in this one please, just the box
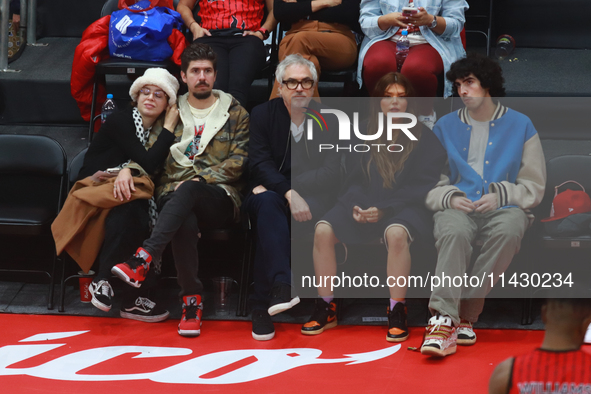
[0,0,15,71]
[1,0,45,72]
[27,0,45,46]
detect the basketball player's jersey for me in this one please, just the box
[197,0,264,32]
[509,348,591,394]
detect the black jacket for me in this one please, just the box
[78,106,175,180]
[247,98,341,199]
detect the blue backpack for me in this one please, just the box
[109,0,183,62]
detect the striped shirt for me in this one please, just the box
[196,0,265,31]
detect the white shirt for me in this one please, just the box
[291,121,305,143]
[466,113,490,178]
[185,99,218,159]
[389,1,429,47]
[189,99,218,127]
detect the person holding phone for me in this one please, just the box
[57,68,180,322]
[358,0,468,124]
[301,73,446,341]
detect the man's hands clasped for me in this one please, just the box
[450,193,499,214]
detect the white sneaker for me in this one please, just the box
[89,280,114,312]
[418,111,437,130]
[456,319,477,345]
[421,314,457,357]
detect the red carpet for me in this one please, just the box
[0,313,573,393]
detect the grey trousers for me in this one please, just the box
[428,208,529,326]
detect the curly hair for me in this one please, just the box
[446,53,506,97]
[181,42,217,74]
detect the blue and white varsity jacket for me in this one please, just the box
[426,103,546,214]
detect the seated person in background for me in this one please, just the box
[359,0,467,124]
[244,54,340,341]
[301,72,446,340]
[489,297,591,393]
[53,68,180,322]
[8,0,23,60]
[421,53,546,357]
[270,0,361,99]
[111,43,250,337]
[176,0,277,106]
[10,0,20,30]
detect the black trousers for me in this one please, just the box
[94,199,155,302]
[143,181,234,298]
[242,191,292,310]
[195,35,266,106]
[243,191,333,310]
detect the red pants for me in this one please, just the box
[362,40,443,113]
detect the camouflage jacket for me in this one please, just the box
[127,90,249,220]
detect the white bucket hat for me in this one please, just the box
[129,67,180,106]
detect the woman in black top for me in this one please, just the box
[78,67,180,320]
[270,0,361,98]
[300,73,447,341]
[79,71,179,182]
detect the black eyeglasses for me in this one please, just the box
[139,87,167,99]
[282,79,314,90]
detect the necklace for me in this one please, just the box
[192,98,217,119]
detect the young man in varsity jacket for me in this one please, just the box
[420,53,547,357]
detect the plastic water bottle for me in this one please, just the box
[495,34,516,60]
[101,94,117,124]
[396,30,410,72]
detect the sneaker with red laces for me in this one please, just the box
[178,295,203,337]
[456,319,477,345]
[111,247,151,288]
[420,314,457,357]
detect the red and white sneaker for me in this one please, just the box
[111,247,152,288]
[178,295,203,337]
[456,319,477,345]
[420,314,457,357]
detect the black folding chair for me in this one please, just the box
[0,134,67,310]
[58,148,89,312]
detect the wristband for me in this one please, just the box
[257,27,270,40]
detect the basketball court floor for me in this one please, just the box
[3,312,588,393]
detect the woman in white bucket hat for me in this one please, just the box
[53,67,180,322]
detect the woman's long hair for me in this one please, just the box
[366,73,421,188]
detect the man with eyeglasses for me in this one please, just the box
[110,42,250,337]
[242,54,341,341]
